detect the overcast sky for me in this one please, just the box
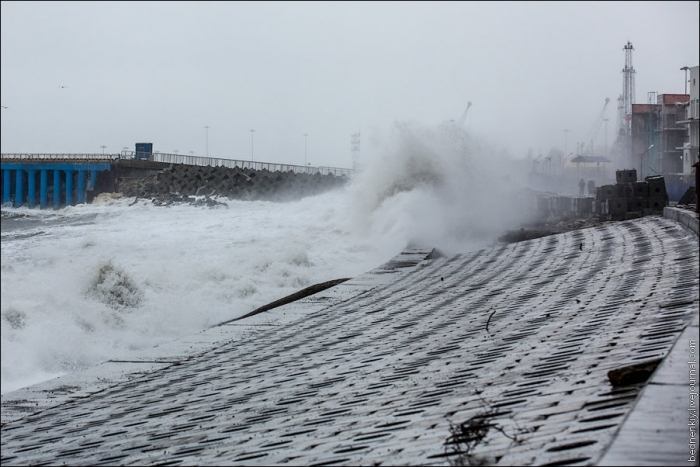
[1,1,698,167]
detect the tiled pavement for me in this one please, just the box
[1,216,698,465]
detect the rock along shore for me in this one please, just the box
[117,164,348,204]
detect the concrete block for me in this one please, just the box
[596,185,616,201]
[648,197,667,210]
[555,196,573,215]
[664,206,700,236]
[597,201,607,215]
[604,198,627,220]
[575,198,593,215]
[616,169,637,184]
[645,176,668,199]
[608,198,627,212]
[627,197,648,212]
[632,181,649,198]
[615,183,633,199]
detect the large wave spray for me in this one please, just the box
[349,121,534,254]
[1,193,390,393]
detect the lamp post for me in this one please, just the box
[204,126,209,157]
[681,66,690,95]
[640,144,654,179]
[304,133,308,167]
[250,129,255,162]
[100,145,106,155]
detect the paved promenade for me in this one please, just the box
[1,216,698,465]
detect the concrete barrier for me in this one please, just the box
[663,206,699,236]
[118,164,348,202]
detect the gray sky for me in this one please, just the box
[1,1,698,167]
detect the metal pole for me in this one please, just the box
[205,126,209,157]
[100,145,106,155]
[250,129,255,162]
[304,133,308,166]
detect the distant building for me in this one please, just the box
[680,66,699,176]
[631,103,661,177]
[630,93,690,200]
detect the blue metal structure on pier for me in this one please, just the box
[1,161,112,208]
[1,149,354,209]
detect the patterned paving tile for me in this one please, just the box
[1,217,697,465]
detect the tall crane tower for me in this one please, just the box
[621,41,636,136]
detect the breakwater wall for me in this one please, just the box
[0,155,351,208]
[117,163,349,202]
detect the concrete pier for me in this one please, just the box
[27,168,35,207]
[14,168,23,207]
[52,169,61,209]
[39,169,48,208]
[2,169,9,204]
[0,154,353,209]
[0,162,112,209]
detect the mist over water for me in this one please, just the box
[1,123,533,394]
[352,121,534,254]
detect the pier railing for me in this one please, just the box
[1,152,353,177]
[1,153,121,161]
[133,151,353,177]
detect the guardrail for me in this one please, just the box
[1,152,353,177]
[1,153,122,161]
[139,152,353,177]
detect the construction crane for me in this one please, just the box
[457,101,472,127]
[585,97,610,155]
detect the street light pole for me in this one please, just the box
[304,133,308,166]
[204,125,209,157]
[250,129,255,162]
[100,145,106,155]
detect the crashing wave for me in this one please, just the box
[87,261,143,310]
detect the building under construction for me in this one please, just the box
[680,65,699,177]
[616,41,695,201]
[631,93,689,199]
